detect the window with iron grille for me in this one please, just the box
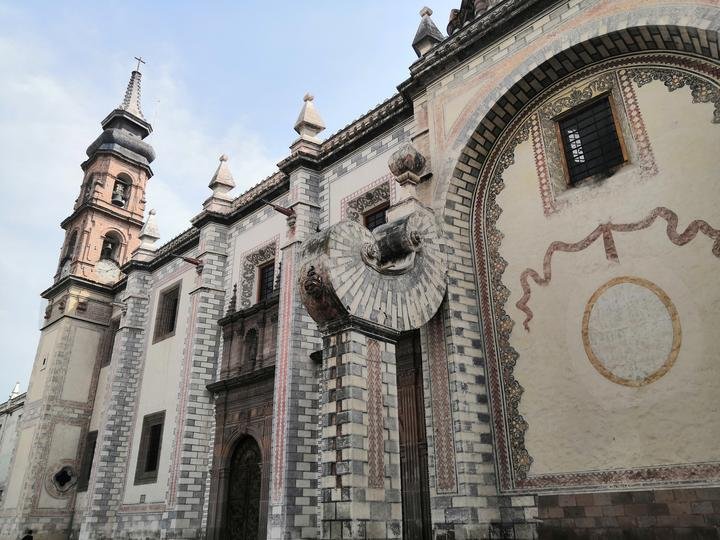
[77,430,97,492]
[558,96,625,185]
[134,411,165,485]
[258,261,275,302]
[364,205,388,232]
[153,283,181,343]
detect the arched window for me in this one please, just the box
[243,329,258,368]
[111,174,132,208]
[65,230,78,259]
[100,232,121,262]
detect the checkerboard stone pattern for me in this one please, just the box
[267,166,323,539]
[79,269,153,539]
[319,328,403,540]
[160,222,229,538]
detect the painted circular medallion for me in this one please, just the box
[582,276,681,387]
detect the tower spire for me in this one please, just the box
[119,66,146,121]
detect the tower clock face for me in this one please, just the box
[95,259,121,284]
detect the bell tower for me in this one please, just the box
[0,63,157,540]
[57,62,155,285]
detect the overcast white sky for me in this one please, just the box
[0,1,459,395]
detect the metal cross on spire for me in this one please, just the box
[134,56,146,72]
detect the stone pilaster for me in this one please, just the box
[319,323,403,540]
[79,270,152,540]
[267,166,323,539]
[161,222,229,538]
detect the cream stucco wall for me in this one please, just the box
[123,267,195,504]
[0,405,22,493]
[327,147,402,226]
[495,72,720,478]
[2,425,34,509]
[26,324,61,403]
[38,424,82,509]
[230,210,286,306]
[61,325,102,403]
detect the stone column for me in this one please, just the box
[79,268,152,540]
[161,222,229,538]
[266,165,324,539]
[319,321,403,539]
[298,202,447,539]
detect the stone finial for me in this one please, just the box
[10,381,20,400]
[293,93,326,141]
[133,209,160,262]
[388,143,427,180]
[119,69,146,120]
[387,144,429,213]
[227,284,237,315]
[413,6,445,57]
[208,153,236,201]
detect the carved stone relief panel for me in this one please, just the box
[239,240,277,309]
[340,174,394,223]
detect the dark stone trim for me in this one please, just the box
[61,202,145,231]
[41,274,114,300]
[80,147,154,176]
[319,95,413,166]
[277,151,322,174]
[191,178,290,229]
[320,315,400,343]
[219,295,280,327]
[399,0,561,99]
[206,365,276,393]
[0,393,26,415]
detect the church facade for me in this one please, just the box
[1,1,719,538]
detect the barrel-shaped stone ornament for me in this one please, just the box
[298,208,447,332]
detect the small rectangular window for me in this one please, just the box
[77,430,98,492]
[98,318,119,367]
[258,261,275,302]
[364,205,388,232]
[153,283,181,343]
[134,411,165,485]
[558,96,625,185]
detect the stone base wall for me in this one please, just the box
[538,487,720,539]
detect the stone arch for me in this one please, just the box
[442,25,719,492]
[112,172,133,208]
[64,230,78,259]
[99,229,126,262]
[434,15,720,204]
[225,435,263,540]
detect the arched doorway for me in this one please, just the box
[226,436,262,540]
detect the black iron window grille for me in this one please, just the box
[364,205,388,232]
[558,96,625,185]
[258,261,275,302]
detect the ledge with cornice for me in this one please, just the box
[60,201,145,231]
[206,364,275,394]
[41,273,115,301]
[399,0,561,98]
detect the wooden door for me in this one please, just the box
[226,437,262,540]
[397,331,432,540]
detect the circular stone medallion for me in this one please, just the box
[582,276,681,387]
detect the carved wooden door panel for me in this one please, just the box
[397,331,432,540]
[226,437,262,540]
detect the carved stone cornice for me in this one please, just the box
[399,0,559,98]
[206,365,276,394]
